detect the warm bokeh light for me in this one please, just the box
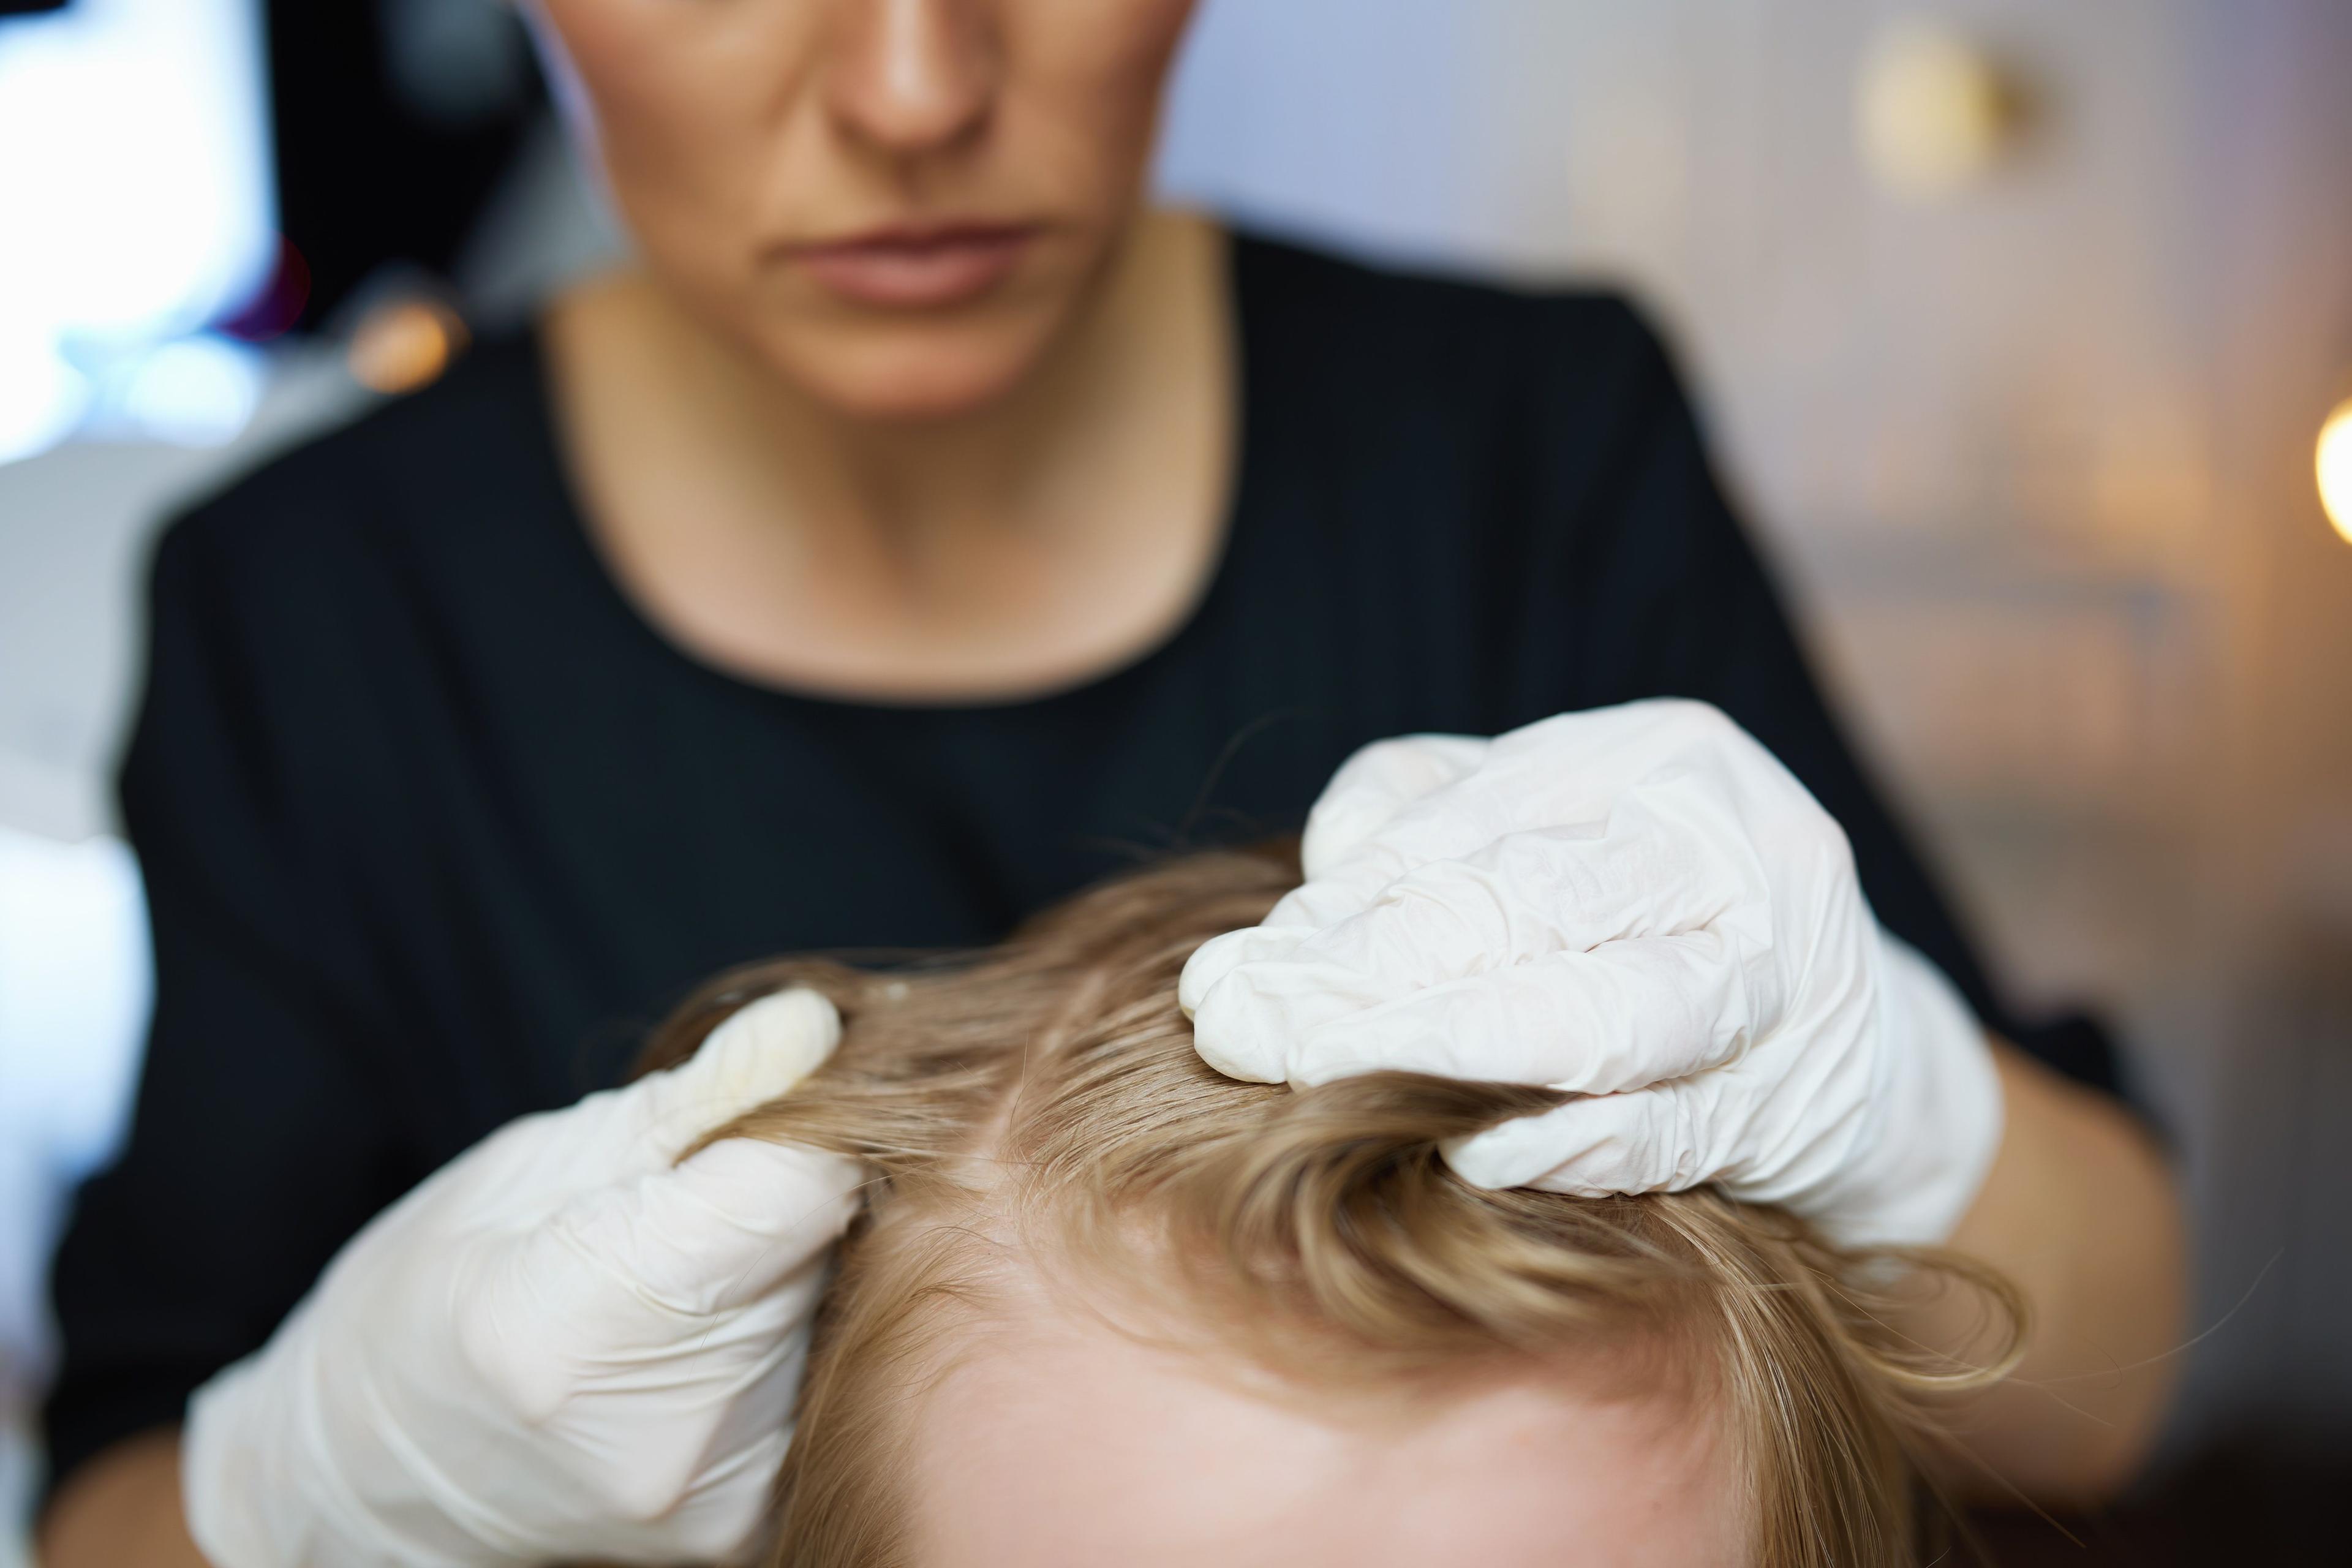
[347,297,469,396]
[2320,398,2352,545]
[1856,22,2015,201]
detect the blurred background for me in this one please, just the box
[2,0,2348,1561]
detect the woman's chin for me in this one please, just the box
[756,315,1069,426]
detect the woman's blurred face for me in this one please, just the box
[529,0,1201,420]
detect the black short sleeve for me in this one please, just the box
[41,510,421,1490]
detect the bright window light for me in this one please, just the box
[2320,397,2352,547]
[117,335,268,447]
[0,0,274,464]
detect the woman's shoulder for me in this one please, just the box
[1226,229,1703,564]
[156,331,559,594]
[1229,228,1681,402]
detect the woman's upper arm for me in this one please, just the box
[42,511,415,1502]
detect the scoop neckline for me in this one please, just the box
[512,244,1261,720]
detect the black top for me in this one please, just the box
[44,235,2116,1492]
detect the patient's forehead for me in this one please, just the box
[906,1303,1744,1568]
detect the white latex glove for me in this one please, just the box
[184,989,864,1568]
[1181,701,2002,1248]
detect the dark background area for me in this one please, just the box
[262,1,543,329]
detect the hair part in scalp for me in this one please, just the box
[641,844,2026,1568]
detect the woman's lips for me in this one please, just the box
[787,224,1039,309]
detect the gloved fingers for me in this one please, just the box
[1178,921,1320,1024]
[500,1128,870,1363]
[631,989,845,1167]
[1442,1076,1719,1195]
[1277,779,1537,924]
[1194,930,1755,1091]
[457,1147,844,1501]
[1185,943,1382,1081]
[1298,821,1750,984]
[540,1135,865,1329]
[1276,701,1768,924]
[1299,733,1490,878]
[1185,808,1754,1025]
[1482,698,1782,796]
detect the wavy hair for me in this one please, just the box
[642,844,2022,1567]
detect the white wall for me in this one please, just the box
[0,0,274,464]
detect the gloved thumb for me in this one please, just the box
[633,988,844,1165]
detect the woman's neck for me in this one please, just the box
[543,211,1236,702]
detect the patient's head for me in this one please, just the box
[648,846,2016,1567]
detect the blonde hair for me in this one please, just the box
[644,845,2022,1567]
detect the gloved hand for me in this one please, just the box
[1181,700,2003,1248]
[183,989,864,1568]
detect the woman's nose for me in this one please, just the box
[826,0,998,157]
